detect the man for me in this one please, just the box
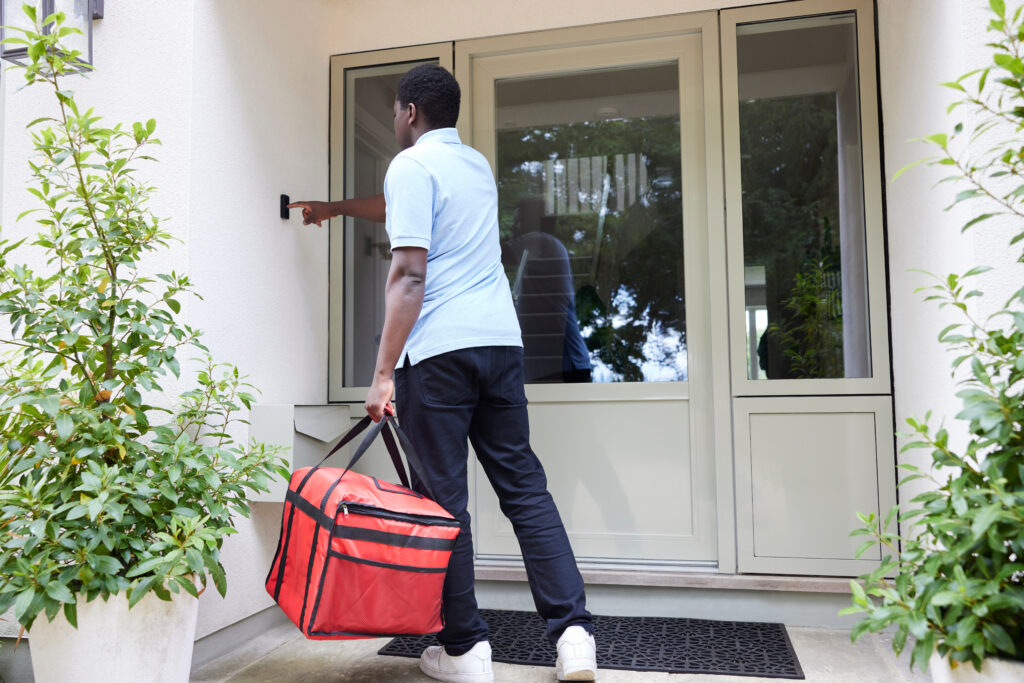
[288,64,597,683]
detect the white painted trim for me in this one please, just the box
[700,12,737,575]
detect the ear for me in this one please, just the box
[406,102,419,126]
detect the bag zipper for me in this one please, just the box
[338,501,460,528]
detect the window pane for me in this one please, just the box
[737,14,871,380]
[344,61,436,387]
[495,63,686,384]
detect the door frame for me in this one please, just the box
[454,13,734,569]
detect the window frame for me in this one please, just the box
[720,0,892,397]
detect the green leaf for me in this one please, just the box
[158,485,179,504]
[56,413,73,440]
[962,265,993,278]
[911,633,935,672]
[14,588,36,623]
[39,396,60,417]
[90,555,123,574]
[126,556,165,579]
[971,504,1001,539]
[209,562,227,597]
[63,601,78,628]
[45,581,75,604]
[982,622,1015,654]
[991,0,1006,19]
[892,157,930,181]
[128,576,157,609]
[932,591,961,606]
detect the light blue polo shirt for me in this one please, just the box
[383,127,522,366]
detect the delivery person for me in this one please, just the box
[288,64,597,683]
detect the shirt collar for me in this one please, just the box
[415,127,461,146]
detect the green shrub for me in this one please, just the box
[844,0,1024,673]
[0,7,288,630]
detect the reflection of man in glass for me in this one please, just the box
[503,198,592,384]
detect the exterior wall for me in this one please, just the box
[878,0,1024,500]
[1,0,1021,642]
[187,0,344,638]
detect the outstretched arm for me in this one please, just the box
[286,193,386,227]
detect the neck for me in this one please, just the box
[410,125,441,145]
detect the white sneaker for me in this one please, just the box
[556,625,597,681]
[419,640,494,683]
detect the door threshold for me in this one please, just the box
[474,558,853,594]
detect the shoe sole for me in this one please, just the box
[557,664,597,681]
[418,659,495,683]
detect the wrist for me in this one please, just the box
[374,367,394,381]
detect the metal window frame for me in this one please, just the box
[1,0,101,66]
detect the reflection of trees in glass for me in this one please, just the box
[496,117,686,382]
[740,93,844,379]
[766,255,844,379]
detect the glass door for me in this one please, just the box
[328,44,454,402]
[457,14,723,564]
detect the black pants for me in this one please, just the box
[394,346,592,656]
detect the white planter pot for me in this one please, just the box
[28,587,199,683]
[930,651,1024,683]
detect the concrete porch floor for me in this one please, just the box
[190,621,931,683]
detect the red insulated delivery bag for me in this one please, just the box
[265,412,461,639]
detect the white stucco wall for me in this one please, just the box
[878,0,1024,500]
[876,1,974,493]
[187,0,347,638]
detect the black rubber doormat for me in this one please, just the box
[378,608,805,679]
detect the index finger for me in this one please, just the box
[285,202,309,209]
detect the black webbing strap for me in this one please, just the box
[388,416,438,502]
[380,424,411,490]
[338,413,438,502]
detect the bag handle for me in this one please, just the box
[341,412,438,502]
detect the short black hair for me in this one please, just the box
[396,64,460,129]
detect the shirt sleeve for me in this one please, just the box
[383,155,435,250]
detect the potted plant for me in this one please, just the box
[843,1,1024,681]
[0,8,287,681]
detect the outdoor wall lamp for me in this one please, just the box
[1,0,103,68]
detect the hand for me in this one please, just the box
[365,375,395,422]
[286,200,332,227]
